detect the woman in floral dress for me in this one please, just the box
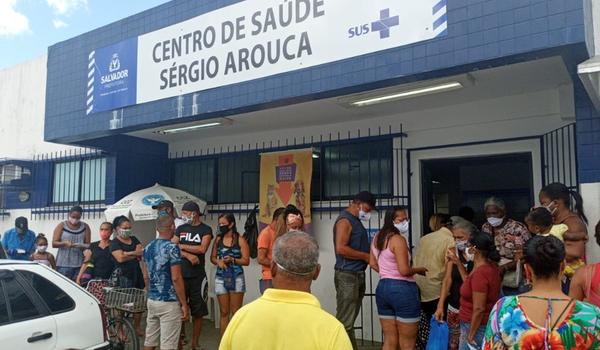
[483,235,600,350]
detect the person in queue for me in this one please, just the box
[434,217,478,350]
[333,191,376,349]
[143,215,189,350]
[172,201,212,350]
[257,207,285,294]
[52,206,91,280]
[458,206,475,223]
[210,213,250,335]
[110,215,144,335]
[2,216,36,260]
[414,212,454,348]
[484,235,600,349]
[76,222,114,286]
[570,220,600,308]
[219,231,352,350]
[525,207,568,241]
[284,204,305,232]
[481,197,530,296]
[370,207,427,350]
[428,213,450,234]
[30,233,56,269]
[458,232,501,350]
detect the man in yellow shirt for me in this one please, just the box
[219,231,352,350]
[413,214,455,347]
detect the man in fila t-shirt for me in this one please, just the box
[173,201,213,350]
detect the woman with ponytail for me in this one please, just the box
[369,207,427,350]
[458,232,501,350]
[539,182,588,246]
[539,183,589,294]
[484,236,600,349]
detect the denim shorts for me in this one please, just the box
[375,279,421,323]
[215,274,246,295]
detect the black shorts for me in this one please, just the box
[184,274,208,318]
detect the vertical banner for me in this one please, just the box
[259,148,313,232]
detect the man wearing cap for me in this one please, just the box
[333,191,376,349]
[2,217,36,260]
[172,201,212,349]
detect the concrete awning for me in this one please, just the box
[579,55,600,111]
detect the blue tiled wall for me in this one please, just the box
[45,0,586,144]
[575,82,600,184]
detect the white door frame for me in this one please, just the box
[408,138,542,247]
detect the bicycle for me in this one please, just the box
[87,279,147,350]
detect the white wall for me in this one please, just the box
[0,55,81,159]
[581,183,600,263]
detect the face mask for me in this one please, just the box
[181,215,193,225]
[394,220,409,233]
[487,217,504,227]
[464,247,475,262]
[358,205,371,222]
[119,229,132,238]
[158,210,169,217]
[544,202,557,215]
[37,245,47,253]
[68,217,80,225]
[99,230,111,240]
[455,240,468,252]
[218,225,230,235]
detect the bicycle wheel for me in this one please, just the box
[107,312,140,350]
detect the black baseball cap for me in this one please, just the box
[353,191,377,209]
[15,217,28,231]
[152,200,174,210]
[181,201,200,214]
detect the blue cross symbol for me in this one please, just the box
[371,9,400,39]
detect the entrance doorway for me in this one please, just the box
[421,153,534,231]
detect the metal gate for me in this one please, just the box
[541,123,578,190]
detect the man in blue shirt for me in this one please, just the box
[2,217,36,260]
[142,215,189,350]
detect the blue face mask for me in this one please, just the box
[158,210,169,217]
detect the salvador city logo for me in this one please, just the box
[348,8,399,39]
[142,194,165,207]
[101,52,129,84]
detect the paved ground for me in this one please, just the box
[177,319,382,350]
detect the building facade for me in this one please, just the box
[2,0,600,342]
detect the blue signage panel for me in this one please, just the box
[87,37,138,114]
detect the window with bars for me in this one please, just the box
[52,158,106,204]
[171,138,393,204]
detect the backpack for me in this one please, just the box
[244,205,259,259]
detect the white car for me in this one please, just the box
[0,260,110,350]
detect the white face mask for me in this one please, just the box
[464,247,475,262]
[37,245,48,253]
[394,220,410,233]
[487,217,504,227]
[68,217,80,225]
[358,210,371,222]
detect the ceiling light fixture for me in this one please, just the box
[351,81,463,107]
[158,119,233,135]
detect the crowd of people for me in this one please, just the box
[1,182,599,349]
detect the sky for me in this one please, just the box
[0,0,171,69]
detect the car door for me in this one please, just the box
[0,269,58,349]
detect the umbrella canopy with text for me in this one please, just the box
[104,183,207,222]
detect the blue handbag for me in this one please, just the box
[426,316,449,350]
